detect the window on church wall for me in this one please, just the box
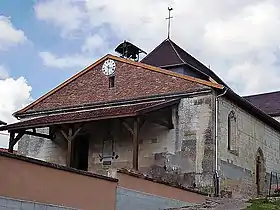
[228,111,237,152]
[102,138,113,158]
[99,131,119,165]
[109,76,115,88]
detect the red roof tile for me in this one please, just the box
[1,100,179,131]
[15,54,222,115]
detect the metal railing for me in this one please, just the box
[268,172,279,196]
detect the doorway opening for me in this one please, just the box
[73,135,89,171]
[256,148,265,195]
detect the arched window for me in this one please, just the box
[228,111,237,151]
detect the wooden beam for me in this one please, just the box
[139,119,145,129]
[143,109,174,129]
[60,125,83,167]
[8,132,25,153]
[121,120,134,135]
[24,130,53,140]
[14,132,24,144]
[145,118,173,129]
[72,127,82,140]
[133,117,139,170]
[67,136,73,167]
[60,129,68,141]
[8,132,15,153]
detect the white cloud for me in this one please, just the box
[0,74,32,148]
[34,0,86,38]
[0,16,30,148]
[82,34,108,53]
[34,0,280,95]
[0,16,26,50]
[39,51,94,69]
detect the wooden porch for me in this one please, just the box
[0,99,180,171]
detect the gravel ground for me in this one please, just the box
[164,197,252,210]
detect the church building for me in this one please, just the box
[1,38,280,198]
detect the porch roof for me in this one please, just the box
[0,99,180,132]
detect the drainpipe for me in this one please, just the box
[214,87,228,196]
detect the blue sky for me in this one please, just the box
[0,0,115,99]
[1,0,280,147]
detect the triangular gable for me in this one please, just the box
[15,54,223,116]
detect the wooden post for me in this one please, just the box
[61,126,82,167]
[8,132,15,153]
[133,117,139,170]
[120,118,141,170]
[67,128,73,167]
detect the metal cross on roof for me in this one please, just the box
[166,7,173,39]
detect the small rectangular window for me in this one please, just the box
[109,76,115,88]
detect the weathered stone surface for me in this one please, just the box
[177,95,215,191]
[18,127,67,166]
[18,93,215,193]
[218,97,280,197]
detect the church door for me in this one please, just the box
[73,135,89,171]
[256,156,261,194]
[256,148,265,195]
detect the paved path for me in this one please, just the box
[166,197,251,210]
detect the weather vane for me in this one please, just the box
[166,7,173,39]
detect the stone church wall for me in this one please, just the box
[177,94,215,192]
[17,93,215,194]
[218,97,280,197]
[85,93,215,193]
[86,117,177,178]
[18,127,67,166]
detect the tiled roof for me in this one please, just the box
[140,38,280,132]
[15,54,222,116]
[244,91,280,116]
[141,38,225,85]
[0,120,6,125]
[141,39,185,67]
[1,100,179,131]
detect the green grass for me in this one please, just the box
[245,198,280,210]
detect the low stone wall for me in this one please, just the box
[117,169,207,205]
[0,151,117,210]
[0,196,75,210]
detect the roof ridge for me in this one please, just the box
[168,40,215,80]
[111,55,223,89]
[166,39,186,65]
[244,90,280,98]
[15,54,223,115]
[140,39,168,63]
[168,39,226,85]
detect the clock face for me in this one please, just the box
[102,59,116,76]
